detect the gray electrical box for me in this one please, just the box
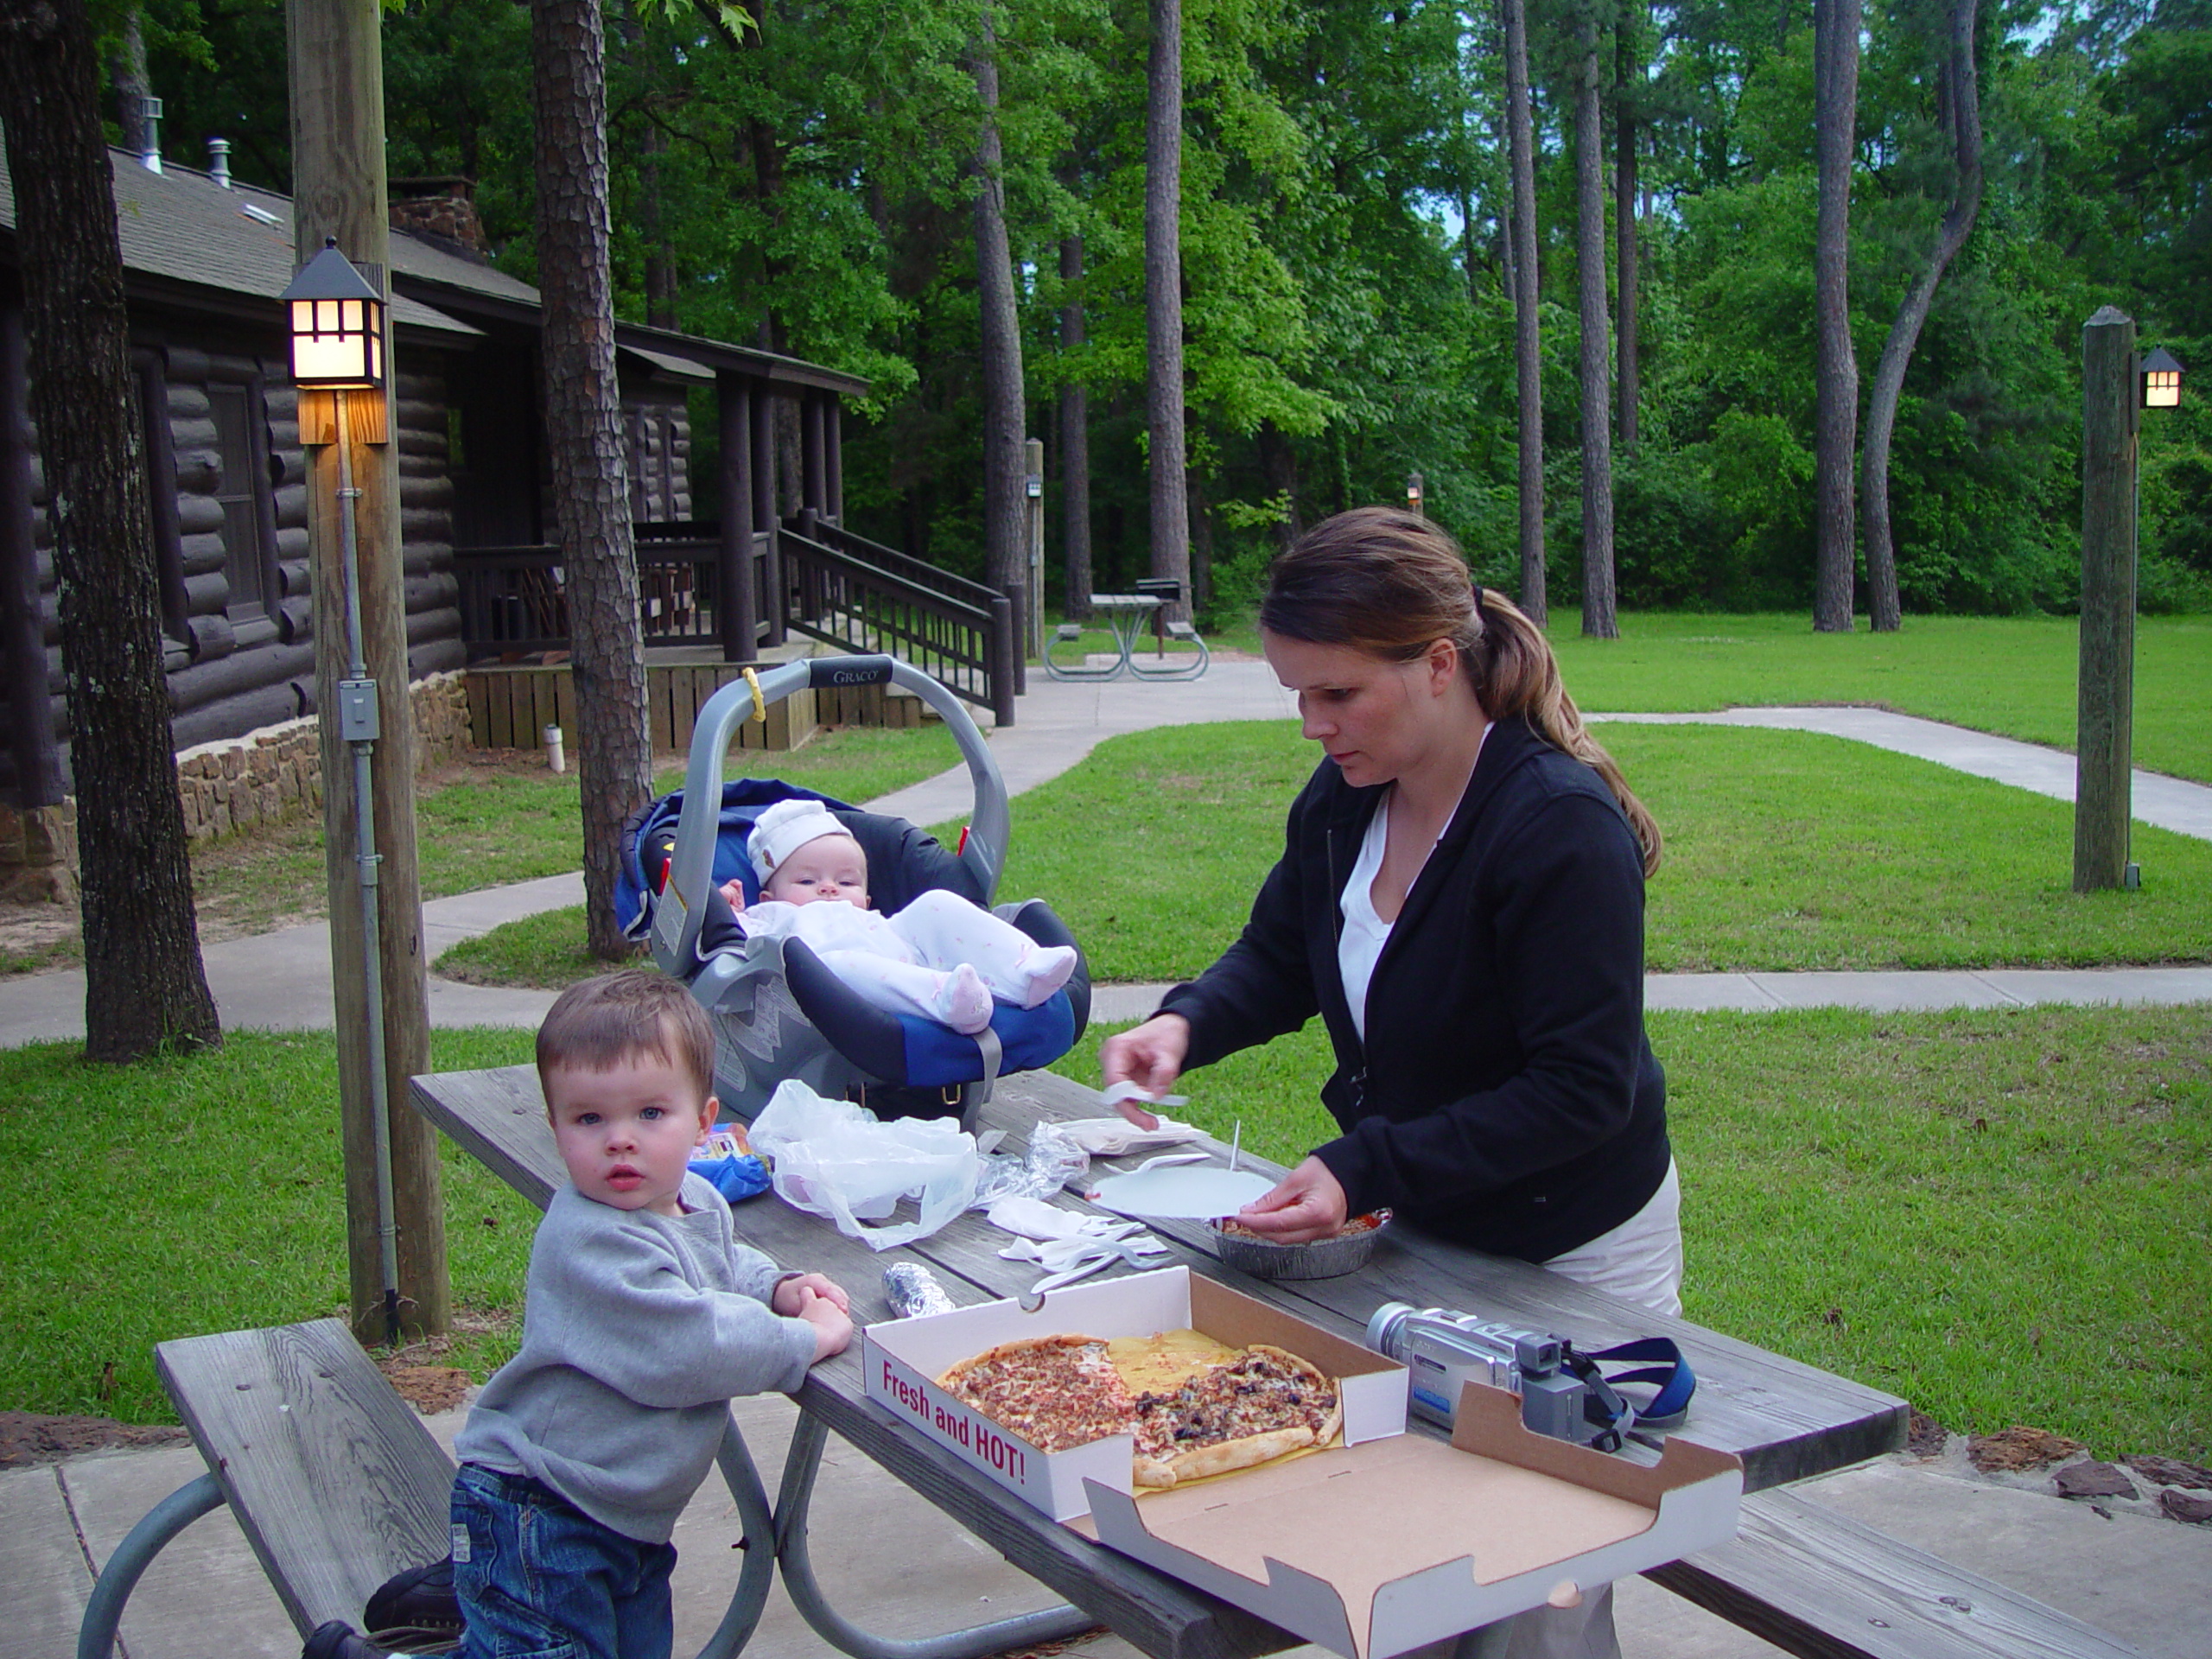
[338,678,380,743]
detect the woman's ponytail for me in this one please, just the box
[1469,588,1662,876]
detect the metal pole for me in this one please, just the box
[334,389,402,1347]
[1025,436,1045,659]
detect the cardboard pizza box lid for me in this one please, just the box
[1072,1382,1744,1659]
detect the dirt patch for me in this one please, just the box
[0,1411,190,1470]
[1968,1424,2087,1472]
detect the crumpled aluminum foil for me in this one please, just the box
[882,1261,958,1319]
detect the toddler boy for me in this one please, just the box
[716,798,1077,1034]
[307,969,852,1659]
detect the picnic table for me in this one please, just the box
[410,1061,1912,1659]
[1044,594,1210,682]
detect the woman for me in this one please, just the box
[1102,507,1676,1659]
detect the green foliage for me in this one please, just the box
[116,0,2211,616]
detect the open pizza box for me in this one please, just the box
[1073,1381,1745,1658]
[863,1264,1408,1523]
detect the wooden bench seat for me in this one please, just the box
[156,1319,453,1638]
[1646,1484,2143,1659]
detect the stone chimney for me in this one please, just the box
[388,177,492,260]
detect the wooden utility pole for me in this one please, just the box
[2074,307,2139,893]
[285,0,448,1340]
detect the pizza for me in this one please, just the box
[937,1331,1340,1489]
[937,1334,1154,1454]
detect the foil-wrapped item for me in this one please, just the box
[883,1262,957,1319]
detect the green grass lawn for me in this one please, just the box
[0,1028,540,1425]
[1208,610,2212,784]
[1046,1004,2212,1462]
[8,1007,2200,1461]
[435,717,2212,986]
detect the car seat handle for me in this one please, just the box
[658,654,1011,970]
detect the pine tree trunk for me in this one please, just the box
[1862,0,1980,633]
[1502,0,1546,625]
[0,0,219,1061]
[1058,232,1093,620]
[110,8,150,159]
[531,0,652,960]
[1812,0,1860,632]
[1614,0,1640,452]
[1145,0,1192,620]
[973,17,1027,629]
[1576,9,1617,639]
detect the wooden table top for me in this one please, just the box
[412,1062,1906,1659]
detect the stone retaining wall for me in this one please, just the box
[3,673,475,907]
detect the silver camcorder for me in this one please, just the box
[1365,1301,1590,1443]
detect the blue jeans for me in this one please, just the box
[452,1464,678,1659]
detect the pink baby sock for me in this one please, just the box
[1014,945,1078,1009]
[937,963,994,1034]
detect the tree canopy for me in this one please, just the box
[125,0,2212,619]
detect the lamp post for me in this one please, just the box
[279,239,402,1346]
[1406,472,1425,518]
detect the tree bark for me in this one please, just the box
[1575,6,1617,639]
[1861,0,1980,632]
[1502,0,1545,624]
[1058,232,1093,620]
[0,0,220,1061]
[110,8,150,160]
[1812,0,1860,632]
[531,0,652,960]
[1614,0,1640,452]
[972,14,1028,646]
[1145,0,1192,620]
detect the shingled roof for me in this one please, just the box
[0,146,869,397]
[0,149,480,340]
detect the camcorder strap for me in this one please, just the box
[1560,1337,1697,1452]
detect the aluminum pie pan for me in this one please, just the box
[1206,1211,1390,1280]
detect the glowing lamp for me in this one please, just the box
[280,238,385,391]
[2142,347,2183,410]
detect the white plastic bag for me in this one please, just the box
[747,1080,979,1251]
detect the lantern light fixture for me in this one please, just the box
[2142,347,2183,410]
[279,238,385,391]
[1406,471,1425,517]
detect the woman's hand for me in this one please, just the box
[1234,1156,1349,1243]
[1098,1014,1192,1127]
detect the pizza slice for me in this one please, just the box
[938,1333,1145,1453]
[1131,1343,1343,1488]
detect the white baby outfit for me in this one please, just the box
[740,800,1075,1034]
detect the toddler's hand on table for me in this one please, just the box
[1234,1156,1348,1244]
[791,1286,855,1362]
[775,1271,850,1316]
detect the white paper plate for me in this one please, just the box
[1085,1165,1276,1220]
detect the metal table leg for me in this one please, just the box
[772,1412,1096,1659]
[78,1472,227,1659]
[696,1418,783,1659]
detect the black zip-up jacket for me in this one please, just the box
[1160,715,1669,1262]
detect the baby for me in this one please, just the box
[716,798,1077,1035]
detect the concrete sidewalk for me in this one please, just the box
[13,1389,2209,1659]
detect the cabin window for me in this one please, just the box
[208,379,275,622]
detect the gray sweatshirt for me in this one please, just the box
[454,1173,819,1542]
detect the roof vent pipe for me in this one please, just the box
[139,95,162,173]
[207,137,232,188]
